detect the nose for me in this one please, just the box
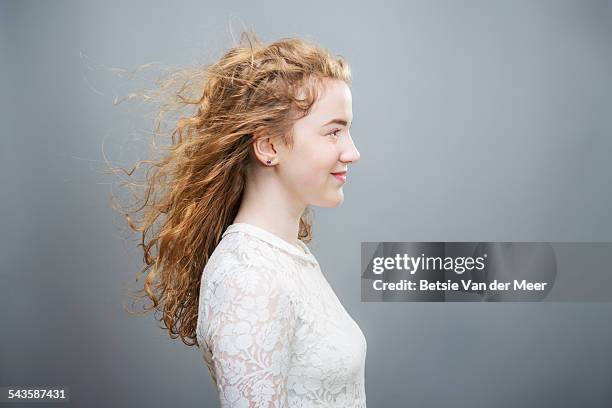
[340,131,360,164]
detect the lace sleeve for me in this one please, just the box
[205,266,297,408]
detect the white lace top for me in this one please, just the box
[196,222,367,407]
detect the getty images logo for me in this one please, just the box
[371,253,488,276]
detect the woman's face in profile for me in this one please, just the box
[278,78,360,208]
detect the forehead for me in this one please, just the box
[304,79,353,123]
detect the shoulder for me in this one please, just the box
[203,232,289,282]
[198,234,299,342]
[202,231,294,296]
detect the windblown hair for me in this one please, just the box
[109,31,352,346]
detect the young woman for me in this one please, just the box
[117,32,366,407]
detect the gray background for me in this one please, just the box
[2,0,612,407]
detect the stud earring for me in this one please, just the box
[266,160,272,165]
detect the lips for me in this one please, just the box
[331,171,347,182]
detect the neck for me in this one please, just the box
[232,163,306,247]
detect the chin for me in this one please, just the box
[309,187,345,208]
[321,192,345,208]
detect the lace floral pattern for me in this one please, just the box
[196,223,367,407]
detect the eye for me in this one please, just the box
[327,128,341,138]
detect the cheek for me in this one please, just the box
[301,150,337,184]
[302,168,329,186]
[283,139,338,187]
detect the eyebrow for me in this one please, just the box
[321,118,352,128]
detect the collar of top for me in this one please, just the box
[222,222,318,265]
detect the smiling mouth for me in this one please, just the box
[331,172,347,182]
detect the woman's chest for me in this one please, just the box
[287,270,367,383]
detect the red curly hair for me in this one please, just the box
[109,31,352,346]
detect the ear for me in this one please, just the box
[251,129,278,165]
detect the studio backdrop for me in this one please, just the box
[2,0,612,407]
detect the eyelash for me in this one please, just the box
[328,128,341,138]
